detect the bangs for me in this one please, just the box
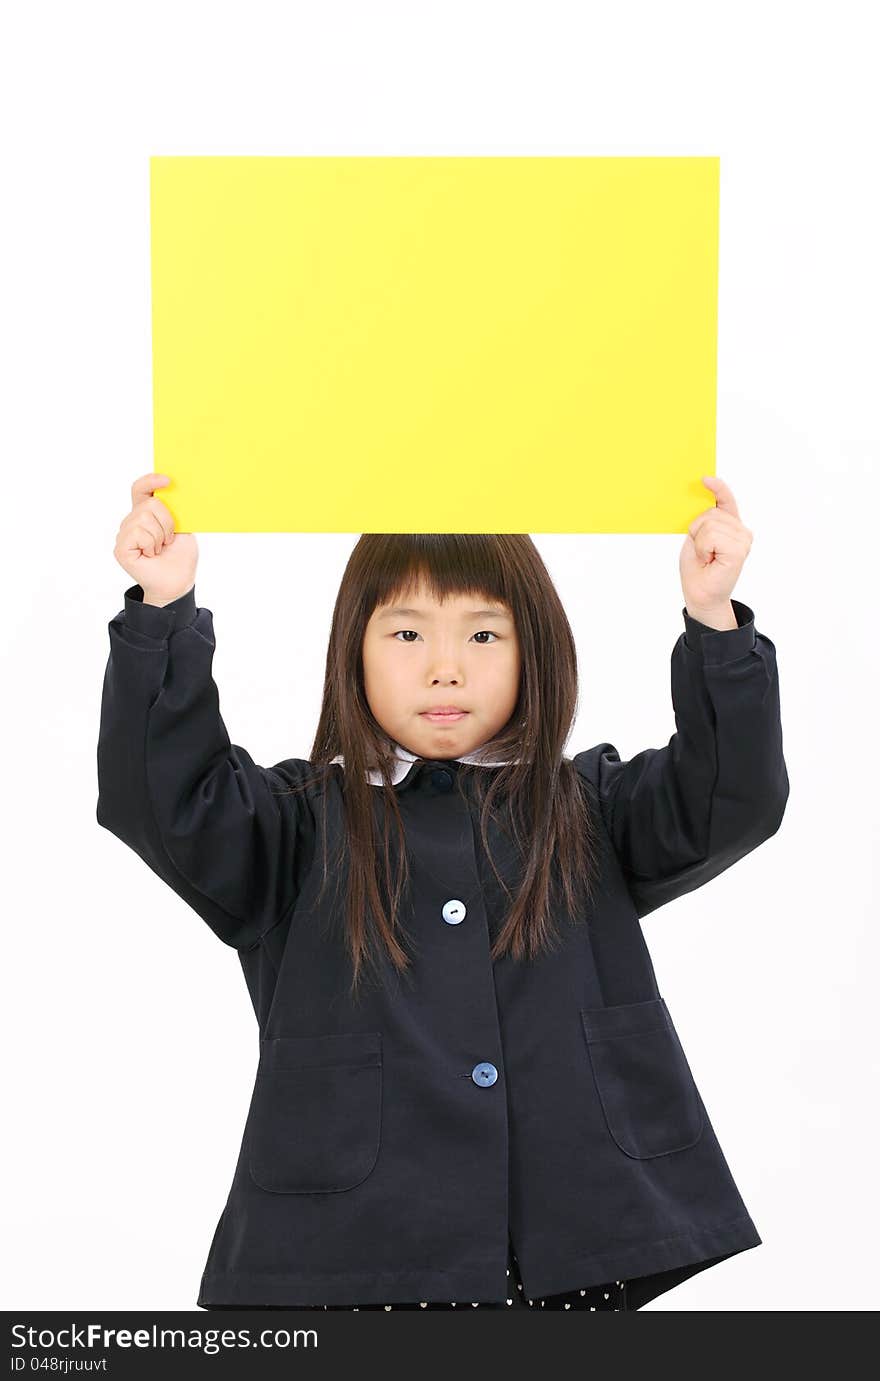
[359,535,514,615]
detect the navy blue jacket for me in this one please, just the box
[96,585,789,1310]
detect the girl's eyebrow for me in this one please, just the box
[376,606,512,620]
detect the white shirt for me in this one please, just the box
[331,741,510,786]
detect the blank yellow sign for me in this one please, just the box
[150,156,719,533]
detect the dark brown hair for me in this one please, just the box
[285,535,602,997]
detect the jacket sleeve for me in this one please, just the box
[96,583,317,950]
[573,598,789,919]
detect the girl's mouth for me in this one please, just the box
[420,711,469,723]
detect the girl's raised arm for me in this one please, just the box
[96,474,317,950]
[574,477,788,919]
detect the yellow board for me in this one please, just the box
[150,156,719,533]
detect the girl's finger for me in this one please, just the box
[700,475,741,520]
[125,514,166,557]
[144,496,176,544]
[689,530,752,565]
[690,518,749,545]
[688,509,748,539]
[131,473,171,506]
[133,521,164,558]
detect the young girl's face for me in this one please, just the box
[362,582,522,760]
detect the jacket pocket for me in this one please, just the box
[580,998,703,1159]
[247,1031,383,1194]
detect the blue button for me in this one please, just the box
[431,768,453,791]
[471,1062,498,1087]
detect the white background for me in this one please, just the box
[2,0,877,1313]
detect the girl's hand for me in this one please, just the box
[113,473,199,604]
[679,476,753,619]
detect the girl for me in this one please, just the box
[97,472,788,1311]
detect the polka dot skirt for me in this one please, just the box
[289,1239,627,1311]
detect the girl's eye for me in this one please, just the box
[393,630,499,644]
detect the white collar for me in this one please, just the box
[330,741,511,786]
